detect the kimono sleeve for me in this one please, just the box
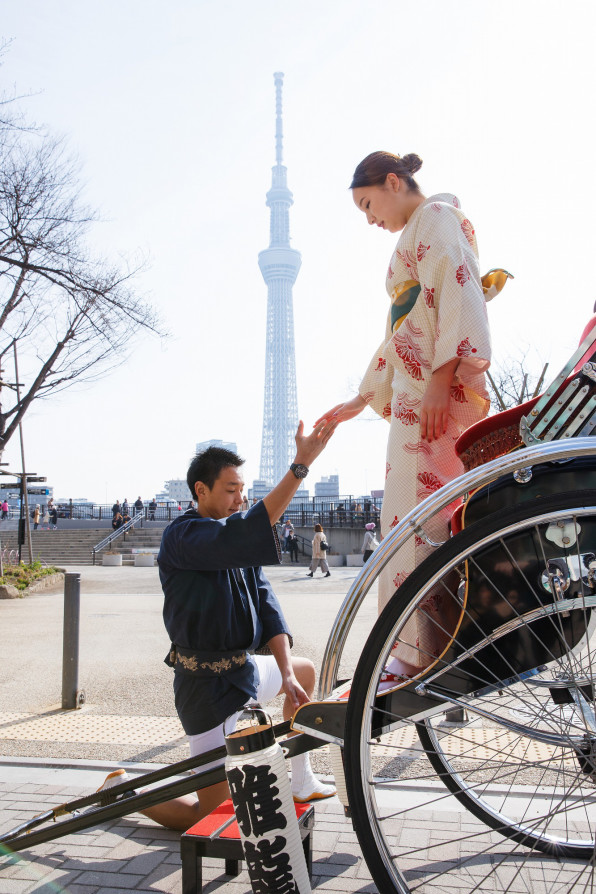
[358,306,393,421]
[415,204,491,379]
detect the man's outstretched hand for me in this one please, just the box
[293,418,337,468]
[262,418,337,525]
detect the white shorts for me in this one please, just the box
[187,654,283,773]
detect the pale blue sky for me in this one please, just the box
[1,0,594,501]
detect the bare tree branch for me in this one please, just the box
[0,101,163,455]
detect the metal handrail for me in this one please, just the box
[92,512,144,565]
[317,437,596,699]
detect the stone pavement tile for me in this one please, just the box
[25,868,74,893]
[52,887,98,894]
[0,881,37,893]
[120,848,170,876]
[86,828,135,848]
[311,858,359,878]
[97,889,162,894]
[319,849,360,866]
[137,864,183,893]
[40,844,119,864]
[0,860,57,881]
[104,836,145,859]
[310,831,340,851]
[73,868,145,887]
[313,876,377,892]
[54,856,128,873]
[338,832,359,844]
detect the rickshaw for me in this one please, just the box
[3,318,596,894]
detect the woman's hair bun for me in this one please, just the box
[401,153,423,176]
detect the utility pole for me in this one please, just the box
[13,343,32,563]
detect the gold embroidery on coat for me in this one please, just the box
[200,658,232,674]
[176,653,198,672]
[199,654,247,673]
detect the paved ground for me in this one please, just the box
[0,563,380,893]
[2,564,595,894]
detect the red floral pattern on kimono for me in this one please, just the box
[357,193,491,668]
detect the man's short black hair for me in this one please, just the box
[187,446,244,497]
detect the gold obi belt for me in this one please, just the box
[390,269,513,334]
[165,644,249,676]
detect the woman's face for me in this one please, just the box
[352,173,410,233]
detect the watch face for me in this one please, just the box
[291,463,309,479]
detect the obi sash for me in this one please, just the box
[391,279,421,332]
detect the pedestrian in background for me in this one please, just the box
[134,496,144,517]
[33,505,40,530]
[50,505,58,529]
[282,519,294,554]
[149,498,157,521]
[287,529,299,563]
[42,505,50,530]
[361,522,379,563]
[1,500,8,520]
[307,523,330,578]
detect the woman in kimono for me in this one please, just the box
[316,151,491,676]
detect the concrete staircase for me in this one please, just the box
[0,526,167,566]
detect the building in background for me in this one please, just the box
[257,72,301,488]
[315,474,340,499]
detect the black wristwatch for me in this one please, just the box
[290,462,309,479]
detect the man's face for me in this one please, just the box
[195,466,245,519]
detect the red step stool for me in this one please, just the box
[180,798,315,893]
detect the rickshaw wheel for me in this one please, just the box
[344,491,596,894]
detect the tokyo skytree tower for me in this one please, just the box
[258,72,301,486]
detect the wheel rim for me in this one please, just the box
[346,498,596,893]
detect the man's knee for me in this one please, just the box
[292,657,316,693]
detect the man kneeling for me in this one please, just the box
[100,420,336,830]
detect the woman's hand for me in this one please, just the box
[314,394,367,427]
[420,359,459,442]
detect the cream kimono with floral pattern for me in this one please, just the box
[358,193,491,667]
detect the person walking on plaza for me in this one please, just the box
[148,498,157,521]
[50,505,58,529]
[361,522,379,563]
[287,528,299,562]
[307,523,330,577]
[134,496,144,517]
[41,505,50,530]
[122,497,129,516]
[97,418,338,831]
[33,504,40,530]
[1,500,8,520]
[112,500,121,518]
